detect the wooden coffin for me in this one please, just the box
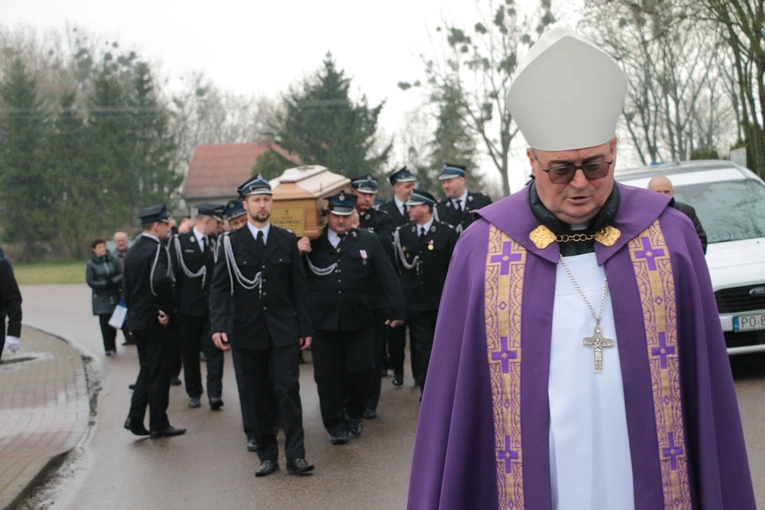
[269,165,350,239]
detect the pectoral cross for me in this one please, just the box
[583,322,614,373]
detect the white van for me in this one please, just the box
[616,160,765,355]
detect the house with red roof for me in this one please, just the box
[182,140,299,212]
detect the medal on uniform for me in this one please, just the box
[428,240,434,251]
[360,249,368,265]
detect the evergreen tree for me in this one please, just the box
[427,83,485,196]
[129,61,183,211]
[44,90,101,258]
[0,59,53,260]
[274,54,391,178]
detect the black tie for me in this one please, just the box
[202,236,208,252]
[419,227,426,237]
[255,231,265,258]
[455,200,462,213]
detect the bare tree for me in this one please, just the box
[583,0,729,164]
[401,0,555,195]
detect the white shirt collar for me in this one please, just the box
[192,226,206,250]
[327,228,346,248]
[142,232,160,243]
[415,217,435,234]
[394,196,407,215]
[453,189,469,207]
[246,221,270,244]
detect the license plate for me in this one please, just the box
[733,313,765,332]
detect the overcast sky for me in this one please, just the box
[2,0,585,193]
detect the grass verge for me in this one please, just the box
[13,260,86,285]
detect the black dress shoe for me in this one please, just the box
[392,370,404,386]
[210,397,224,410]
[169,376,182,386]
[199,351,207,362]
[362,409,377,420]
[188,397,201,408]
[349,419,363,436]
[128,384,136,390]
[123,417,150,436]
[150,425,187,439]
[286,457,314,475]
[247,437,258,452]
[255,459,279,477]
[330,431,348,445]
[122,340,136,346]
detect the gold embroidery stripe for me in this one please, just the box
[485,225,525,508]
[628,221,691,509]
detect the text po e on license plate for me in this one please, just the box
[733,313,765,332]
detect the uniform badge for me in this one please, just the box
[365,213,370,220]
[360,249,368,265]
[411,226,416,233]
[351,231,358,238]
[468,195,474,202]
[430,226,436,232]
[428,240,435,251]
[190,236,196,243]
[446,202,452,208]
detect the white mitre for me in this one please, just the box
[507,27,628,151]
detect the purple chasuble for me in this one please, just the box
[407,183,756,510]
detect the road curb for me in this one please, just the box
[0,325,97,510]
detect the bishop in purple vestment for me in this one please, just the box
[408,28,756,510]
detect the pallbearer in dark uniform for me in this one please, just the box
[299,193,405,444]
[393,190,458,395]
[350,175,394,419]
[209,175,314,477]
[123,204,186,439]
[378,167,417,387]
[436,163,492,233]
[169,203,225,410]
[221,198,258,451]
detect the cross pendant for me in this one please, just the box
[582,323,615,373]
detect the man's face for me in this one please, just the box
[114,234,128,251]
[229,215,247,230]
[354,191,376,211]
[441,176,466,199]
[648,177,674,196]
[243,194,273,224]
[155,221,172,241]
[393,181,415,201]
[327,211,352,235]
[529,138,616,226]
[407,204,430,224]
[198,216,220,236]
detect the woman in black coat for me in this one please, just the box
[86,238,123,355]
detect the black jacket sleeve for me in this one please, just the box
[86,261,108,290]
[288,233,313,338]
[371,235,406,321]
[0,258,22,337]
[209,237,232,334]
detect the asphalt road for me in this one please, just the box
[17,284,765,508]
[19,284,419,509]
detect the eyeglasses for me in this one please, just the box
[534,155,613,184]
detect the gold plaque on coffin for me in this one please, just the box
[269,165,351,239]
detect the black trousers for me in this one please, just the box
[98,315,117,352]
[235,342,305,462]
[387,321,417,379]
[313,328,374,436]
[178,315,224,400]
[364,313,387,411]
[128,326,173,431]
[0,321,6,361]
[408,309,439,390]
[168,322,183,379]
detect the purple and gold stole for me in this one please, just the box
[483,221,691,509]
